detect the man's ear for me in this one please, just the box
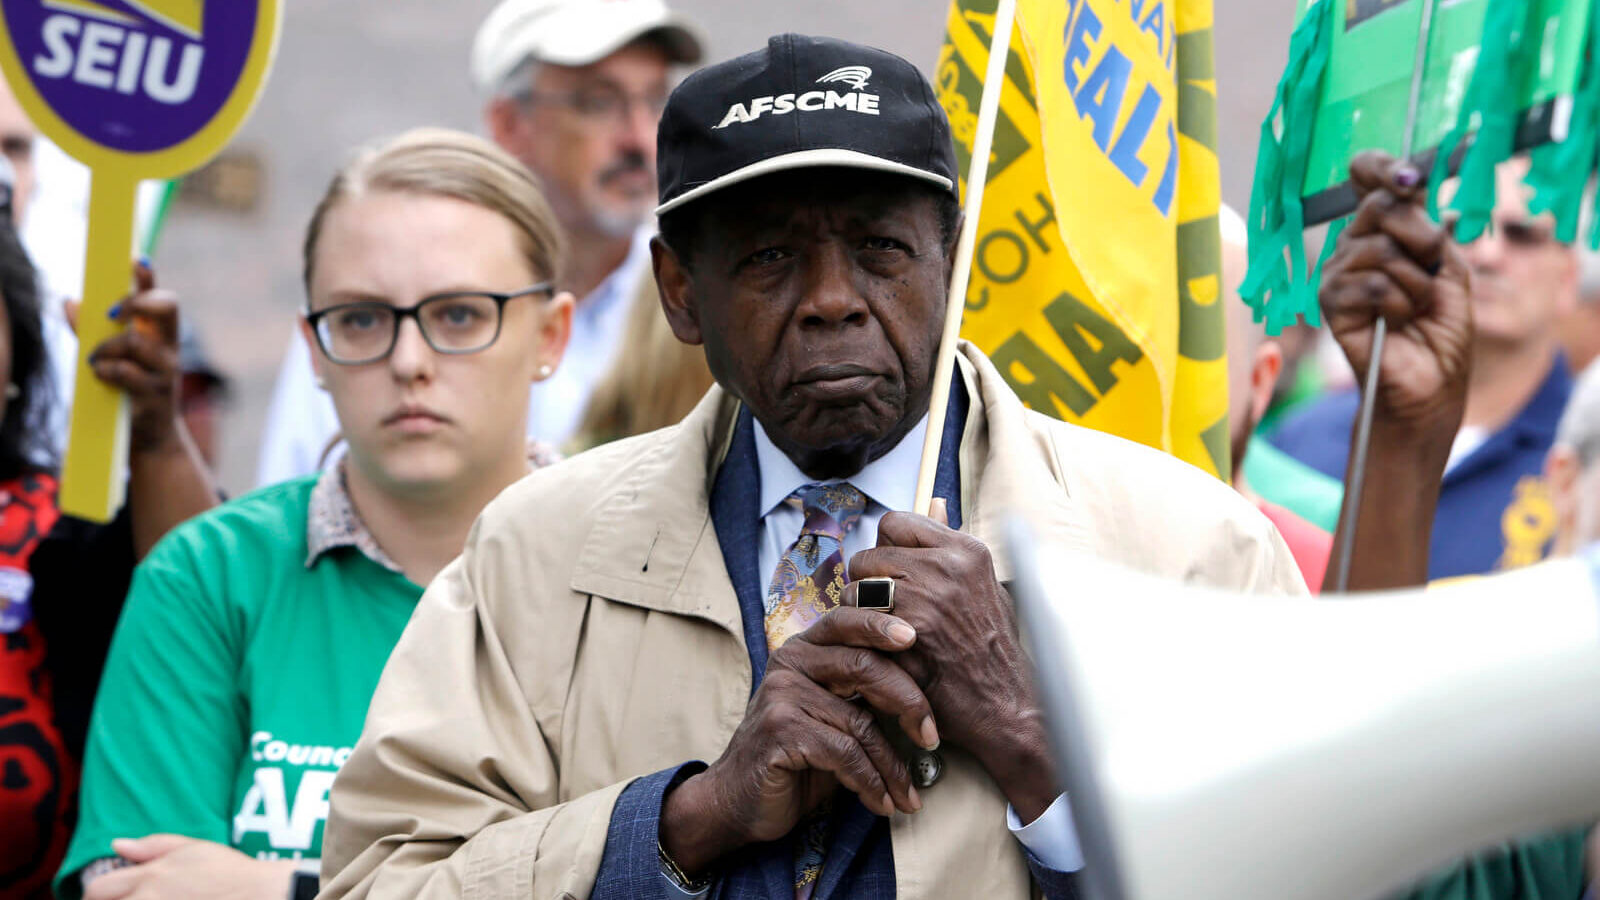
[943,210,966,283]
[484,98,524,158]
[1249,341,1284,425]
[652,236,703,346]
[1558,246,1582,317]
[1546,444,1581,557]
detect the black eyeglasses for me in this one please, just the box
[305,283,553,365]
[520,87,669,128]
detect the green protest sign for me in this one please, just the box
[1242,0,1598,334]
[1301,0,1591,224]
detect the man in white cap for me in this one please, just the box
[473,0,702,444]
[254,0,702,483]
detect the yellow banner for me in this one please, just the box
[939,0,1230,479]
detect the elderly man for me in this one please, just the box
[255,0,701,482]
[320,37,1466,900]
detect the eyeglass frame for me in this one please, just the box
[303,282,554,365]
[515,86,669,128]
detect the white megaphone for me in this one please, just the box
[1008,522,1600,900]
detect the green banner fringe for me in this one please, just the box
[1526,10,1600,249]
[1244,0,1599,336]
[1428,0,1539,241]
[1240,0,1335,336]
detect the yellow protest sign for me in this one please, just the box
[939,0,1229,479]
[0,0,281,520]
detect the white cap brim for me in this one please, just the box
[473,0,703,93]
[654,148,954,216]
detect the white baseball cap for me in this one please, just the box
[472,0,704,94]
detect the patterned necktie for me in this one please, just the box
[765,483,867,653]
[764,482,867,898]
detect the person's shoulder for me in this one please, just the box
[1029,411,1251,509]
[1273,389,1359,430]
[466,424,689,579]
[1019,412,1304,591]
[144,475,316,572]
[1264,389,1359,458]
[486,427,678,524]
[118,477,319,644]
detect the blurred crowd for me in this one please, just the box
[0,1,1596,899]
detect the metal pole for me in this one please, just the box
[1331,0,1439,592]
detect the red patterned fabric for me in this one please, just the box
[0,472,70,899]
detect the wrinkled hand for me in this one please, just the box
[82,834,297,900]
[86,263,184,454]
[660,608,937,875]
[1319,151,1472,443]
[846,499,1057,822]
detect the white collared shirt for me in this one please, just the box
[753,414,929,591]
[525,227,653,447]
[751,416,1084,873]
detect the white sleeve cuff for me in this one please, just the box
[1007,793,1086,872]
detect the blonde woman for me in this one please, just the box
[57,129,573,900]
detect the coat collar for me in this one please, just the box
[1444,353,1573,487]
[956,345,1095,581]
[567,342,1093,622]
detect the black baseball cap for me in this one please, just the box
[655,33,958,216]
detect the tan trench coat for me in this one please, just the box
[320,344,1307,900]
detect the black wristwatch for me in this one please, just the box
[289,870,319,900]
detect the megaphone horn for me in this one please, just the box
[1009,520,1600,900]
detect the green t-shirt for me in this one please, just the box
[1390,829,1591,900]
[56,476,422,896]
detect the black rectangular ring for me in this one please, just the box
[856,577,895,612]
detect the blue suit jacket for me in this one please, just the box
[592,379,1078,899]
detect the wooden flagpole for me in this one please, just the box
[913,0,1018,516]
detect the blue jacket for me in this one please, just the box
[1266,358,1573,581]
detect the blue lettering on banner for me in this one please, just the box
[1074,45,1130,151]
[1153,120,1177,215]
[1062,2,1100,95]
[1056,0,1179,216]
[1108,82,1160,183]
[1139,3,1167,60]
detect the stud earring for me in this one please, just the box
[314,376,327,390]
[537,364,552,378]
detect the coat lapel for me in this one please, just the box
[957,344,1095,582]
[710,409,770,687]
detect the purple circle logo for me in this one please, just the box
[2,0,259,155]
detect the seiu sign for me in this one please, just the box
[34,14,203,105]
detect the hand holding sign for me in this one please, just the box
[0,0,279,520]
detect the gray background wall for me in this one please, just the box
[145,0,1296,493]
